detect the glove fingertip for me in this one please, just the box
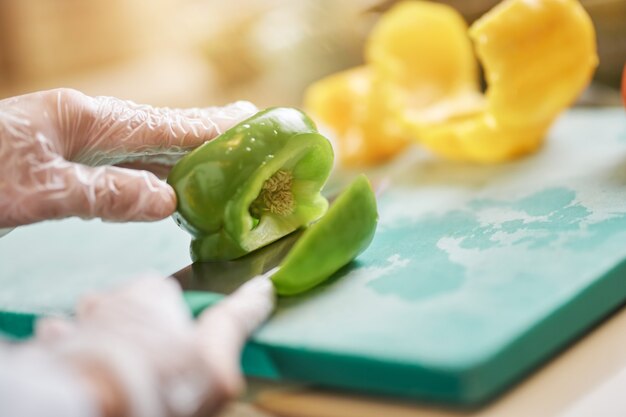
[144,180,177,220]
[117,172,177,222]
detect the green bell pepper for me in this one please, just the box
[168,107,334,261]
[271,174,378,295]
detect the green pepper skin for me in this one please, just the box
[271,174,378,296]
[168,108,334,261]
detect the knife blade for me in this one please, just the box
[171,229,302,295]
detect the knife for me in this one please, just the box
[171,230,302,315]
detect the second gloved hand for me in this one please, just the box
[29,272,276,417]
[0,89,257,228]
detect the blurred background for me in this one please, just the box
[0,0,623,109]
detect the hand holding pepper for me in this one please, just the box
[0,88,257,228]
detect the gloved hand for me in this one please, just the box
[0,88,257,228]
[27,272,275,417]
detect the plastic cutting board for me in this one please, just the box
[1,109,625,405]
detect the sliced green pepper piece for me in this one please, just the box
[271,174,378,296]
[168,107,334,261]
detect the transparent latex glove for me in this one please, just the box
[10,272,276,417]
[0,88,257,228]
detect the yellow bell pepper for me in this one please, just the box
[306,1,477,166]
[414,0,597,162]
[304,67,411,166]
[304,0,598,165]
[474,0,597,127]
[365,1,481,119]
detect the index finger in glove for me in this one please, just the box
[53,89,258,165]
[196,271,276,398]
[83,97,258,164]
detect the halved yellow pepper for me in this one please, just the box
[475,0,597,127]
[412,0,597,162]
[305,0,598,165]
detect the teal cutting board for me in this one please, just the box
[1,109,625,405]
